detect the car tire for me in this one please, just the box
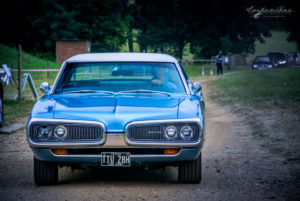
[178,152,202,184]
[34,157,58,185]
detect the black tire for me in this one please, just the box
[178,152,202,184]
[34,157,58,186]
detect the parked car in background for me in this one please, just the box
[252,56,273,69]
[27,53,205,185]
[267,52,290,67]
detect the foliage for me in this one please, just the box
[0,0,297,59]
[283,0,300,49]
[0,0,130,54]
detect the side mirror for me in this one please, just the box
[192,82,202,93]
[40,82,50,94]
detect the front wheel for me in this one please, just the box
[178,152,202,183]
[34,157,58,185]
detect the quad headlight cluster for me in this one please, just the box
[164,125,194,140]
[29,121,103,143]
[127,122,200,142]
[36,125,68,141]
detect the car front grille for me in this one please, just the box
[29,122,104,142]
[129,126,164,140]
[67,126,101,140]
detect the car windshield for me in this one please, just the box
[255,57,270,62]
[54,62,186,94]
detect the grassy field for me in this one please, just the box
[0,43,60,69]
[208,68,300,105]
[0,43,59,94]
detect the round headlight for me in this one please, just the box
[37,125,51,139]
[54,125,67,139]
[180,126,194,140]
[164,126,178,140]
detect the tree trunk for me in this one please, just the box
[178,40,185,60]
[128,23,133,52]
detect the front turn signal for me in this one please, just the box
[164,149,180,155]
[52,149,68,155]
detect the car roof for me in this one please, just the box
[66,53,178,63]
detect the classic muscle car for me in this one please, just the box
[27,53,205,185]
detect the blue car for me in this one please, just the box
[27,53,205,185]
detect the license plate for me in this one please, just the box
[101,152,131,167]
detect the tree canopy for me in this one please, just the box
[0,0,298,59]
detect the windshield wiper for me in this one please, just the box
[118,89,171,96]
[63,90,114,94]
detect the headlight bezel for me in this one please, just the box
[180,125,194,140]
[37,125,52,140]
[164,125,178,140]
[127,119,202,144]
[28,120,104,143]
[54,125,68,139]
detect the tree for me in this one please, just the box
[189,0,272,58]
[0,0,82,55]
[0,0,130,54]
[134,0,275,59]
[1,0,296,59]
[284,0,300,49]
[69,0,130,52]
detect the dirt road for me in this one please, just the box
[0,86,298,201]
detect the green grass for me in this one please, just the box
[3,71,57,126]
[0,43,59,100]
[0,43,60,69]
[3,99,36,125]
[209,68,300,105]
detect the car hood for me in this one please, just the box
[31,94,201,132]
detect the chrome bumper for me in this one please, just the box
[32,147,202,163]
